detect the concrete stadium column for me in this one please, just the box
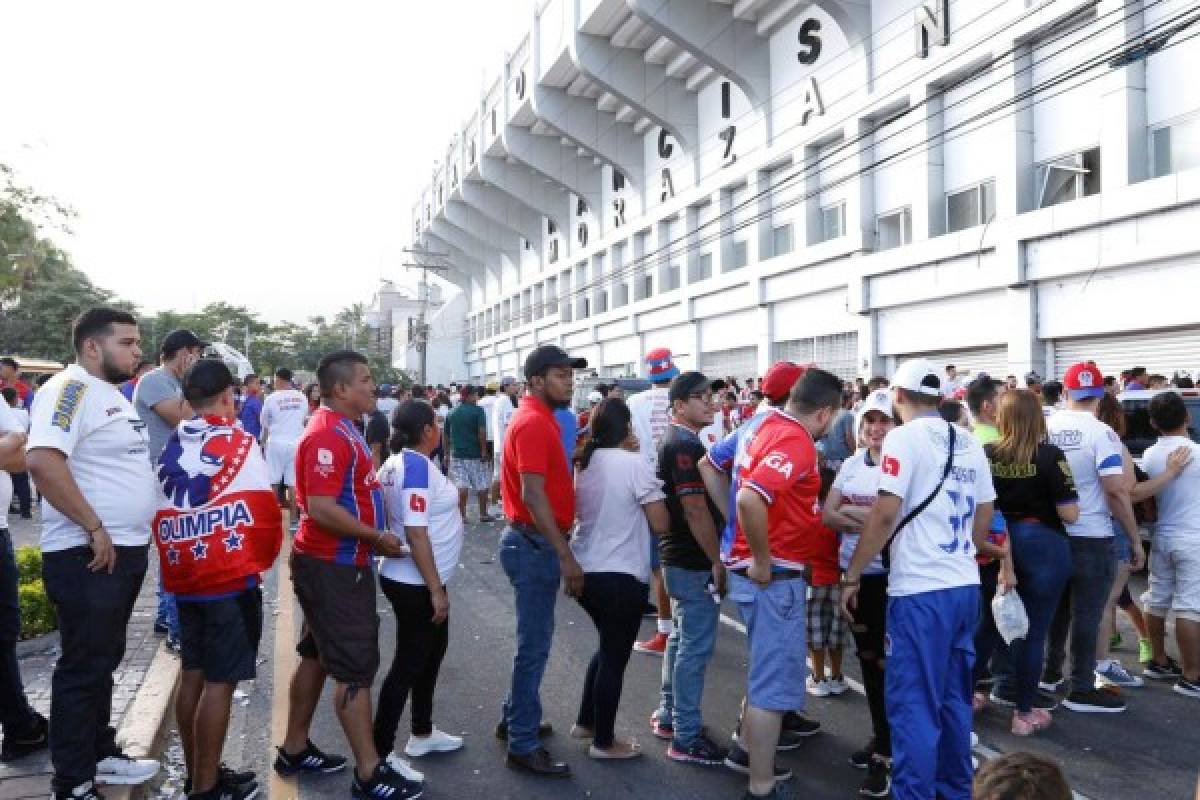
[846,119,874,253]
[994,45,1034,218]
[754,303,772,376]
[1099,0,1148,189]
[1001,236,1042,380]
[910,85,945,241]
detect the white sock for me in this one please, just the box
[657,619,673,636]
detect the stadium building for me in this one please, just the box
[412,0,1200,385]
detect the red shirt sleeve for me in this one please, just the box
[300,428,351,497]
[514,418,552,477]
[745,433,814,504]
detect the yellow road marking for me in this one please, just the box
[269,524,297,800]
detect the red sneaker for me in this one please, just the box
[633,632,668,655]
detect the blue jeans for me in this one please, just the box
[1008,521,1071,711]
[886,586,978,800]
[156,572,179,640]
[497,527,560,756]
[1045,537,1116,693]
[656,565,718,747]
[0,528,38,734]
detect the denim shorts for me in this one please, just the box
[1112,528,1132,564]
[729,573,808,712]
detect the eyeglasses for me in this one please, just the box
[687,392,714,403]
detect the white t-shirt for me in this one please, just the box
[0,402,22,530]
[831,448,886,575]
[1046,409,1124,538]
[261,389,309,443]
[7,406,30,432]
[491,393,516,450]
[376,396,399,420]
[378,450,464,586]
[571,448,665,582]
[698,420,723,451]
[877,415,995,596]
[627,386,671,467]
[477,395,497,440]
[28,364,157,552]
[1142,435,1200,540]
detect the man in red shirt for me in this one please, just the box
[0,358,32,409]
[728,368,844,800]
[497,344,587,777]
[273,350,422,800]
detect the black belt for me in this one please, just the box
[731,566,810,583]
[509,521,545,549]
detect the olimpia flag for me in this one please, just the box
[153,415,283,594]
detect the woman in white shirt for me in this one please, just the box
[374,401,466,764]
[570,398,668,760]
[821,389,894,785]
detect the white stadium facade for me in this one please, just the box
[412,0,1200,386]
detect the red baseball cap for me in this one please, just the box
[1063,362,1105,399]
[761,361,808,402]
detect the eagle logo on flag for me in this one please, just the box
[158,421,248,509]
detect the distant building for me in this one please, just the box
[364,280,467,383]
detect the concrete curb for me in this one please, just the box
[103,642,181,799]
[15,630,58,657]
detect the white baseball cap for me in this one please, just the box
[856,388,894,430]
[891,358,944,397]
[587,390,603,404]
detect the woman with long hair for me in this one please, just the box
[570,398,668,759]
[373,400,466,764]
[985,390,1079,735]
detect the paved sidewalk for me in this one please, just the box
[1,511,172,799]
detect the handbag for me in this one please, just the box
[881,422,956,569]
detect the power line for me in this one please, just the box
[449,0,1193,340]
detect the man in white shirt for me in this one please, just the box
[260,367,309,524]
[489,377,519,503]
[628,347,679,655]
[842,359,1005,800]
[1141,392,1200,696]
[0,399,47,762]
[27,308,161,799]
[1043,361,1143,714]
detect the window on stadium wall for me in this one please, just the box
[699,346,758,381]
[776,333,858,380]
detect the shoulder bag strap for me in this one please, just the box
[881,423,956,568]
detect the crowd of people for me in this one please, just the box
[0,307,1197,800]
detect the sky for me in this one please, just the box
[0,1,533,323]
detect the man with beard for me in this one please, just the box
[27,308,162,799]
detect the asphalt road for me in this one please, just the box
[199,517,1199,800]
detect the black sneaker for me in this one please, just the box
[1173,677,1200,699]
[0,711,48,761]
[1038,671,1064,692]
[1144,658,1184,681]
[54,781,104,800]
[273,740,348,775]
[781,711,820,737]
[186,764,258,794]
[859,757,891,798]
[732,726,807,752]
[493,720,553,741]
[988,687,1059,710]
[187,778,259,800]
[666,732,726,766]
[848,738,876,770]
[723,741,792,782]
[1062,688,1126,713]
[643,602,659,618]
[350,761,423,800]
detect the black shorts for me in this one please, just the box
[178,588,263,683]
[291,552,380,688]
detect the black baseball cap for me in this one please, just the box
[668,371,727,405]
[523,345,588,379]
[160,329,209,358]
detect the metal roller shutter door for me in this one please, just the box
[1051,327,1200,380]
[776,332,859,381]
[699,346,759,381]
[895,346,1007,380]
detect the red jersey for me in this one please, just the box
[807,524,841,586]
[293,407,385,567]
[502,395,575,532]
[727,410,823,571]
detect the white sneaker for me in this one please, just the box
[827,676,849,696]
[403,728,464,757]
[806,677,831,697]
[95,754,160,785]
[970,731,979,749]
[384,752,425,782]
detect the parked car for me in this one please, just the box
[1118,388,1200,459]
[571,374,651,412]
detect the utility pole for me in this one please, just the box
[400,246,449,385]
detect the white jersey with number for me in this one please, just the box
[627,386,671,468]
[877,415,995,596]
[27,364,157,552]
[378,449,464,586]
[1046,409,1123,538]
[261,389,308,443]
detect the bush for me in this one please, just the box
[18,579,56,639]
[15,546,41,586]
